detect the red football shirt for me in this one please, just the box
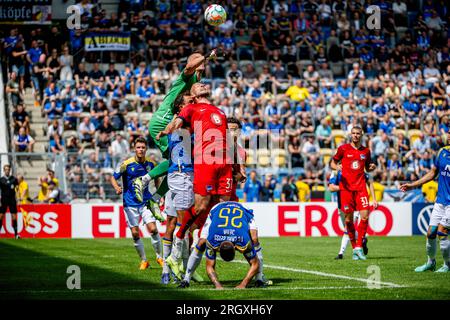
[332,143,371,191]
[178,102,229,164]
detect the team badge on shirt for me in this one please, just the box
[360,154,366,160]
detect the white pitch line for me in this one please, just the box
[0,285,382,294]
[232,260,407,288]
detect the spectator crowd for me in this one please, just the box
[1,0,449,202]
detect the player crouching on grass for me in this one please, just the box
[328,170,377,259]
[227,116,271,286]
[400,140,450,273]
[330,126,377,261]
[178,201,260,289]
[110,137,163,270]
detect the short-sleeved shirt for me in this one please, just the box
[113,157,156,207]
[205,201,255,260]
[332,143,372,191]
[434,146,450,205]
[0,175,18,201]
[178,102,229,164]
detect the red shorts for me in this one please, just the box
[193,163,233,196]
[339,189,370,214]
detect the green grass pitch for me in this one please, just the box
[1,236,449,300]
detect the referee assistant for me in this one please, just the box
[0,164,19,238]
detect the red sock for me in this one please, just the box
[357,218,369,248]
[176,207,196,240]
[345,221,356,249]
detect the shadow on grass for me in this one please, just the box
[0,241,203,300]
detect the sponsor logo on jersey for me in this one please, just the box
[206,185,213,192]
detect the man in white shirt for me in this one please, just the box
[111,133,130,165]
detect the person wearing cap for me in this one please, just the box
[44,180,61,204]
[64,98,82,130]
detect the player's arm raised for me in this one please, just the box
[184,50,217,76]
[205,258,224,289]
[156,117,184,140]
[236,254,260,289]
[400,166,438,192]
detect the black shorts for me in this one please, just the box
[0,201,17,214]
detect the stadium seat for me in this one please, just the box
[330,62,344,77]
[331,130,346,148]
[271,148,288,167]
[257,149,271,167]
[407,129,422,145]
[320,148,333,166]
[245,149,256,166]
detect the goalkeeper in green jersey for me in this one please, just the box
[133,50,217,221]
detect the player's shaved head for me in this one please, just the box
[219,241,236,262]
[191,83,210,99]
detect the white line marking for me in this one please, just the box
[0,285,390,294]
[232,260,407,288]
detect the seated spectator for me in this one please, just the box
[315,118,332,148]
[284,116,300,138]
[48,119,64,154]
[299,113,314,135]
[66,135,84,155]
[64,98,82,130]
[105,62,120,91]
[419,151,434,175]
[370,131,390,166]
[213,82,232,106]
[14,127,35,152]
[411,132,433,159]
[70,174,87,199]
[302,135,320,159]
[43,96,63,122]
[347,62,365,84]
[135,80,156,111]
[305,155,324,181]
[226,62,244,89]
[84,152,101,178]
[372,97,389,121]
[111,133,130,165]
[403,95,421,129]
[303,65,319,84]
[379,114,396,135]
[423,61,441,85]
[12,103,30,134]
[243,171,262,202]
[285,80,310,102]
[44,181,61,203]
[134,61,151,86]
[97,115,114,137]
[96,132,112,168]
[89,61,105,87]
[75,81,91,111]
[49,132,65,154]
[288,136,303,168]
[78,116,96,146]
[151,61,170,94]
[127,116,145,146]
[387,153,403,181]
[260,175,275,202]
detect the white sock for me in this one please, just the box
[133,238,146,261]
[171,236,184,261]
[254,243,264,281]
[339,234,350,255]
[152,192,161,203]
[427,237,437,263]
[192,229,200,248]
[162,237,172,274]
[183,245,204,282]
[440,237,450,267]
[182,233,190,270]
[150,233,162,259]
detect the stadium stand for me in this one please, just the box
[0,0,449,202]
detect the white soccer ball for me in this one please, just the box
[204,4,227,26]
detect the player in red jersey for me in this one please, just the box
[157,83,233,286]
[330,126,377,260]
